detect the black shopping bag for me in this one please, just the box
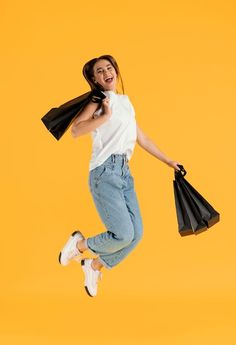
[173,165,220,236]
[173,177,195,236]
[41,89,106,140]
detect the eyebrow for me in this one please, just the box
[96,64,112,71]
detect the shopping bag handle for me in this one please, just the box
[175,164,187,177]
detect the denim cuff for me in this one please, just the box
[86,238,112,269]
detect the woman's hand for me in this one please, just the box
[102,97,112,118]
[166,160,182,171]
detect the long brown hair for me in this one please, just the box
[82,55,125,94]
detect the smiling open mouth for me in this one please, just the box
[105,77,113,83]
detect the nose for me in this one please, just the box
[104,70,111,77]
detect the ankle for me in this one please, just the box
[91,260,99,271]
[91,259,103,271]
[76,239,87,253]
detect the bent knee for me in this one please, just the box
[119,227,134,246]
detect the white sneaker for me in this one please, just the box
[81,258,102,297]
[59,230,85,266]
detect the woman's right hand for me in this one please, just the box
[101,97,112,118]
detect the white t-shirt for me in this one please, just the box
[89,90,137,171]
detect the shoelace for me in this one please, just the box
[68,248,80,261]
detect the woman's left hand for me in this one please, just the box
[166,160,182,171]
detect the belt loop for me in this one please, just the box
[111,154,115,163]
[122,154,125,168]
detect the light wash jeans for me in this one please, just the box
[86,153,143,269]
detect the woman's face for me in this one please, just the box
[92,59,117,91]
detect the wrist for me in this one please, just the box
[164,158,172,165]
[103,112,111,118]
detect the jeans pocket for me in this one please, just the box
[94,165,106,179]
[96,164,115,185]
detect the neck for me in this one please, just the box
[105,89,116,93]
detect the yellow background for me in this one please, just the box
[1,0,235,344]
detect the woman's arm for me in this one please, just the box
[71,97,111,138]
[136,123,182,171]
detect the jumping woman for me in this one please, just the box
[59,54,183,297]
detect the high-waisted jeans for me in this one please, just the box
[86,153,143,269]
